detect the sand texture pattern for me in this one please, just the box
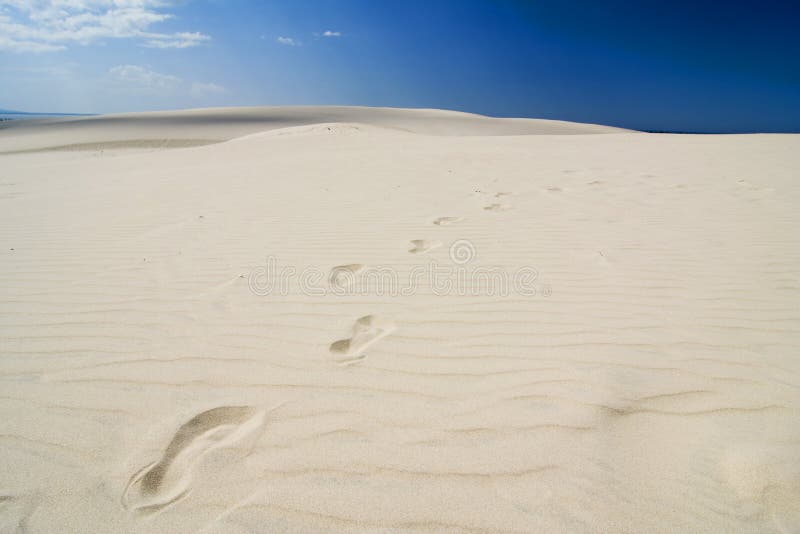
[0,107,798,533]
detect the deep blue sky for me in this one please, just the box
[1,0,798,132]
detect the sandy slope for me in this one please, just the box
[0,106,627,154]
[0,107,798,533]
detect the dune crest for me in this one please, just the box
[0,105,629,154]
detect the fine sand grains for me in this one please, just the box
[0,108,799,533]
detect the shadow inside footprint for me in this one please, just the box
[329,264,365,290]
[408,240,442,254]
[432,217,463,226]
[122,406,266,514]
[483,203,512,211]
[329,315,396,364]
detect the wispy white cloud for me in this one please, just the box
[322,30,341,37]
[144,32,210,49]
[0,1,210,53]
[0,33,66,52]
[108,64,181,90]
[276,36,299,46]
[107,64,226,101]
[190,81,226,98]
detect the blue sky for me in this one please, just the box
[1,0,798,132]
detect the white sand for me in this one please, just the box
[0,107,798,533]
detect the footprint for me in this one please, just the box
[122,406,266,514]
[329,315,395,364]
[494,192,512,198]
[432,217,463,226]
[736,179,774,193]
[545,186,562,192]
[408,240,442,254]
[483,203,512,212]
[329,264,365,289]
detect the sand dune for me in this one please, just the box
[0,105,627,154]
[0,107,799,533]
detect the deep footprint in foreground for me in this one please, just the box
[408,239,442,254]
[122,406,266,514]
[484,203,513,211]
[432,216,463,226]
[329,315,396,365]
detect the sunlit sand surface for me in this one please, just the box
[1,107,798,532]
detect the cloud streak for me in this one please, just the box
[107,64,226,100]
[276,36,299,46]
[190,81,226,98]
[143,32,210,49]
[108,64,181,90]
[0,1,210,53]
